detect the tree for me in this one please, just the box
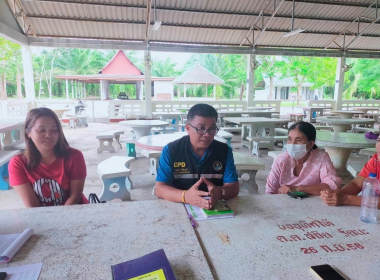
[152,58,179,77]
[256,56,285,100]
[0,37,23,99]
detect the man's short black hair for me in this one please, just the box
[187,103,218,123]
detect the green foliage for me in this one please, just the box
[0,37,22,82]
[184,54,247,99]
[152,58,180,77]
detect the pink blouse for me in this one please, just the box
[265,148,342,194]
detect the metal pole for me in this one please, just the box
[291,0,295,31]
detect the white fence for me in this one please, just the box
[3,98,380,121]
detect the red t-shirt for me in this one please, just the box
[359,153,380,180]
[8,147,88,206]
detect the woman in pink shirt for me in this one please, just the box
[266,122,341,195]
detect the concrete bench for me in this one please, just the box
[3,142,26,152]
[233,152,265,193]
[268,150,283,160]
[359,148,377,159]
[289,113,305,122]
[66,115,89,128]
[96,130,124,154]
[275,128,288,135]
[179,124,186,132]
[246,136,288,157]
[220,127,242,133]
[216,130,234,147]
[352,127,380,134]
[0,150,21,190]
[141,150,162,176]
[347,164,363,178]
[314,125,334,131]
[97,156,135,201]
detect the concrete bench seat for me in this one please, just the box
[275,128,288,135]
[268,150,283,160]
[347,164,363,178]
[314,125,334,131]
[141,150,162,176]
[246,136,288,157]
[97,156,135,201]
[352,127,380,134]
[233,152,265,193]
[96,130,124,153]
[220,127,242,133]
[0,150,21,190]
[359,148,377,159]
[66,115,89,128]
[3,142,26,152]
[289,113,305,122]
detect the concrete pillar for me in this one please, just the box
[136,81,143,100]
[184,84,187,98]
[144,50,152,117]
[334,57,346,110]
[21,46,35,101]
[100,80,109,100]
[246,54,255,106]
[65,79,69,100]
[71,80,74,99]
[84,83,86,98]
[214,85,216,100]
[205,83,208,98]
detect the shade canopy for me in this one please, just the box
[173,64,224,85]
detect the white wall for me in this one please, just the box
[154,81,173,100]
[254,90,268,100]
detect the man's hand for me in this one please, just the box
[184,178,211,209]
[202,177,222,207]
[278,185,295,194]
[320,188,345,206]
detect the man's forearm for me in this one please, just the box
[340,181,363,195]
[155,183,184,202]
[222,182,239,200]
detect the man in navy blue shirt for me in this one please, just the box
[155,104,239,210]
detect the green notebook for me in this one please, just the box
[202,201,234,218]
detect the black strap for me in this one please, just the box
[88,193,105,204]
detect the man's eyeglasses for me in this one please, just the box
[188,124,219,136]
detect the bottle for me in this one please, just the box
[360,173,380,224]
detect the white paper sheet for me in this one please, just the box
[0,263,43,280]
[0,229,34,263]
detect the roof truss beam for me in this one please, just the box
[26,15,380,38]
[20,0,380,26]
[5,0,35,36]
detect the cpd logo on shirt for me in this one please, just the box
[174,162,186,168]
[213,161,222,171]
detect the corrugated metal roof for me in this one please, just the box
[7,0,380,51]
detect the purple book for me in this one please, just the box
[111,249,177,280]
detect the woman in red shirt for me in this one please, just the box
[320,135,380,207]
[9,108,88,207]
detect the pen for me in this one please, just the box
[188,214,197,228]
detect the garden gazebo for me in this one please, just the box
[173,63,224,100]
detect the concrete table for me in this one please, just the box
[220,111,273,127]
[223,117,288,150]
[136,133,227,151]
[0,201,213,280]
[216,130,233,146]
[152,112,187,132]
[329,110,364,119]
[247,106,273,111]
[52,108,71,119]
[298,106,332,123]
[196,195,380,280]
[316,131,377,169]
[351,107,379,114]
[316,116,376,133]
[119,120,169,139]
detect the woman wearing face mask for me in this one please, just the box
[265,122,341,195]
